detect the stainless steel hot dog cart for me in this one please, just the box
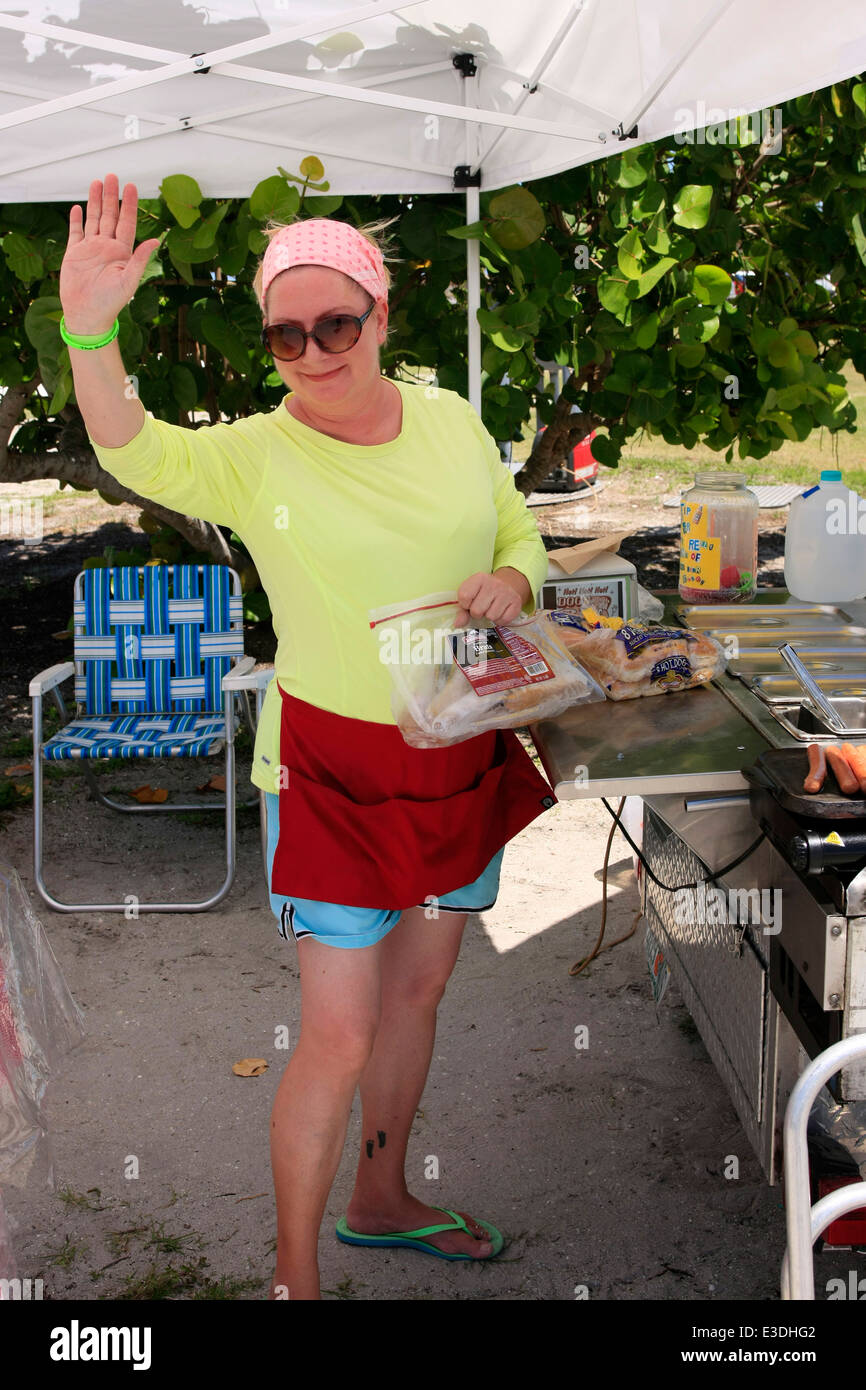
[529,589,866,1185]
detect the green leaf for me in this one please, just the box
[166,223,220,264]
[645,214,671,255]
[48,367,73,415]
[486,385,509,406]
[517,239,562,287]
[671,343,706,369]
[750,315,778,357]
[616,228,645,280]
[768,336,800,371]
[243,590,272,624]
[299,155,325,181]
[634,255,677,297]
[850,212,866,267]
[589,433,621,466]
[762,409,798,441]
[597,273,633,318]
[247,227,268,255]
[24,295,62,353]
[401,204,466,262]
[632,311,659,349]
[631,180,664,219]
[766,384,806,411]
[614,147,654,188]
[790,330,818,359]
[192,201,231,248]
[499,300,541,335]
[853,83,866,116]
[169,364,198,412]
[668,235,696,263]
[174,257,195,285]
[477,308,525,351]
[481,343,510,377]
[301,195,344,215]
[691,264,732,305]
[160,174,203,228]
[487,186,546,249]
[672,184,713,229]
[3,231,44,282]
[678,304,720,344]
[200,312,251,374]
[249,176,300,224]
[138,233,166,285]
[446,220,486,240]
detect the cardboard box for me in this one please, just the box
[539,533,638,619]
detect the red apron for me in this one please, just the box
[272,684,558,908]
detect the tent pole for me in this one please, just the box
[466,184,481,413]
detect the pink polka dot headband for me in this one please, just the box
[260,218,389,308]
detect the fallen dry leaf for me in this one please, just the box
[196,774,226,793]
[51,630,73,640]
[4,762,32,776]
[129,784,169,804]
[232,1058,268,1077]
[12,784,33,797]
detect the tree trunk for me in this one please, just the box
[0,377,245,570]
[514,363,604,496]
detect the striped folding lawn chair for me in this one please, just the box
[28,563,274,914]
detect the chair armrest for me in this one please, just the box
[30,662,75,697]
[222,657,275,692]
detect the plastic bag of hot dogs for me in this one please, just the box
[368,592,607,747]
[545,607,726,698]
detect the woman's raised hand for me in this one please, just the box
[60,174,162,336]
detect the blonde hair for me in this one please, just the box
[252,214,402,350]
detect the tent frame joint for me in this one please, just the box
[616,122,639,141]
[454,165,482,188]
[452,53,478,78]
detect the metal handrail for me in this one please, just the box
[781,1034,866,1299]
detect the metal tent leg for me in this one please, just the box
[780,1034,866,1299]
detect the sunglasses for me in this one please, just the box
[260,303,376,362]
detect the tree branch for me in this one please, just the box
[1,444,244,568]
[515,358,606,496]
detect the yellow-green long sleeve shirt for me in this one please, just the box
[86,379,549,793]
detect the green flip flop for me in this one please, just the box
[335,1207,505,1262]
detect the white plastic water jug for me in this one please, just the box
[783,470,866,603]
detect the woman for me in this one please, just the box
[59,173,558,1300]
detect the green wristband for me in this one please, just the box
[59,316,119,350]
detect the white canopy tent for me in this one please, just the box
[1,0,865,407]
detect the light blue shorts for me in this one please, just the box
[264,791,505,950]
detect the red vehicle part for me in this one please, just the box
[535,424,598,485]
[816,1175,866,1245]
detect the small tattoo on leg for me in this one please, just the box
[366,1139,374,1158]
[377,1130,386,1149]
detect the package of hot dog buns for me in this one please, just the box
[368,592,607,747]
[545,606,726,698]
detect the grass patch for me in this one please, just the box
[113,1255,264,1301]
[511,359,866,496]
[144,1220,204,1257]
[321,1275,369,1300]
[57,1185,106,1211]
[46,1235,87,1268]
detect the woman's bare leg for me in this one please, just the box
[269,934,383,1299]
[345,907,494,1258]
